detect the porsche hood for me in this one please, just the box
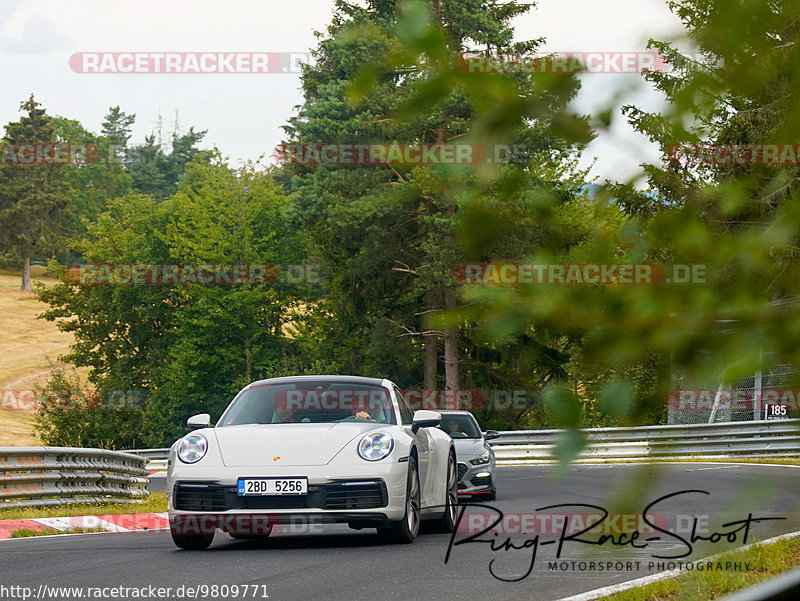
[211,422,381,467]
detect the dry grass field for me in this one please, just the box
[0,266,88,446]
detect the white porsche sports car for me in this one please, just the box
[167,375,458,549]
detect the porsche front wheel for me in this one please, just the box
[378,455,420,544]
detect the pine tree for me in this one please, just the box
[127,127,208,200]
[619,0,800,298]
[0,95,70,291]
[101,106,136,161]
[283,0,591,396]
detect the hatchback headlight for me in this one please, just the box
[470,449,491,465]
[178,433,208,464]
[358,432,394,461]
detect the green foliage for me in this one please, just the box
[31,0,800,462]
[284,0,591,405]
[101,106,135,150]
[344,0,800,460]
[0,95,71,281]
[38,157,310,446]
[52,115,133,243]
[33,368,145,449]
[127,128,209,200]
[141,157,312,444]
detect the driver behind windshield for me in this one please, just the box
[349,389,393,422]
[272,390,296,423]
[351,394,376,420]
[445,419,468,438]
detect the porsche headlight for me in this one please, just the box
[469,449,491,465]
[358,432,394,461]
[178,433,208,464]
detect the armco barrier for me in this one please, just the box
[489,419,800,463]
[126,448,170,460]
[129,419,800,467]
[127,448,170,471]
[0,447,150,508]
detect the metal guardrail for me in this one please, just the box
[0,447,150,508]
[126,448,171,460]
[129,419,800,467]
[126,448,170,471]
[0,420,790,513]
[489,419,800,463]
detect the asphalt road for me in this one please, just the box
[148,474,166,493]
[4,463,800,601]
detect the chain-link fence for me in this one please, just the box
[668,354,798,425]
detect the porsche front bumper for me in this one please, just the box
[167,462,409,531]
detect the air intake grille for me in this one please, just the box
[457,463,469,481]
[324,482,387,510]
[174,483,227,511]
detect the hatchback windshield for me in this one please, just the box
[219,380,396,426]
[436,414,482,439]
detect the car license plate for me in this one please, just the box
[237,478,307,496]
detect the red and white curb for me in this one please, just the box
[0,513,169,539]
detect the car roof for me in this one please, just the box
[437,410,476,416]
[247,375,388,388]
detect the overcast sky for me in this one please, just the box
[0,0,687,183]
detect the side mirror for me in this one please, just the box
[187,413,211,430]
[411,410,441,434]
[483,430,500,441]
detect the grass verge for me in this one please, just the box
[598,537,800,601]
[0,492,167,520]
[10,527,108,538]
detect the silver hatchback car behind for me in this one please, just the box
[435,410,498,500]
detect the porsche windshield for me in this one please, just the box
[219,380,396,426]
